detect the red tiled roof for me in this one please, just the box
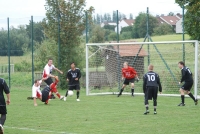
[159,16,180,26]
[123,19,135,26]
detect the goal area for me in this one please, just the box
[85,41,200,99]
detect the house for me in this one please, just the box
[176,18,183,33]
[100,21,117,28]
[115,18,135,33]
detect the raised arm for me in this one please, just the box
[54,67,63,74]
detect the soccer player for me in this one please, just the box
[117,62,139,97]
[42,58,64,100]
[0,78,10,134]
[64,62,81,101]
[32,79,42,106]
[143,65,162,115]
[177,61,198,106]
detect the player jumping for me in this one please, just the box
[42,58,64,100]
[143,65,162,115]
[177,61,198,106]
[64,62,81,102]
[118,62,139,97]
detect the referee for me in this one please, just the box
[143,65,162,115]
[178,61,198,106]
[0,78,10,134]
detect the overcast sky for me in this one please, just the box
[0,0,182,28]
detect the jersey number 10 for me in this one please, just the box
[147,75,155,81]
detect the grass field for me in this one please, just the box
[4,88,200,134]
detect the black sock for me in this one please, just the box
[77,91,80,99]
[181,95,185,104]
[65,90,68,97]
[146,107,149,111]
[188,93,195,101]
[119,88,124,94]
[131,88,134,95]
[154,108,156,111]
[0,114,6,126]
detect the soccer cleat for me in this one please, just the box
[131,94,134,97]
[178,103,185,106]
[143,110,149,115]
[0,124,4,134]
[60,96,64,100]
[64,97,67,101]
[195,99,198,105]
[76,99,80,102]
[117,93,121,97]
[154,111,157,114]
[27,97,33,100]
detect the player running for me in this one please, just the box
[33,76,60,105]
[177,61,198,106]
[143,65,162,115]
[0,78,10,134]
[42,58,64,100]
[64,62,81,102]
[117,62,139,97]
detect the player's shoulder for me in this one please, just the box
[0,78,4,84]
[68,69,72,72]
[76,68,80,70]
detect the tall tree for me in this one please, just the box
[104,13,108,21]
[107,13,111,22]
[43,0,94,88]
[112,11,117,22]
[129,13,133,19]
[96,14,101,24]
[168,12,174,16]
[175,0,200,40]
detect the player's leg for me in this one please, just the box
[50,83,64,100]
[144,87,150,115]
[130,79,135,96]
[118,79,128,97]
[186,90,198,105]
[45,91,52,104]
[153,87,158,114]
[76,85,81,101]
[0,114,6,134]
[64,86,74,101]
[178,88,185,106]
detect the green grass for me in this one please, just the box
[5,88,200,134]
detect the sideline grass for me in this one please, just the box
[4,88,200,134]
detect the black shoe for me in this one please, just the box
[132,94,134,97]
[154,111,157,114]
[117,93,121,97]
[178,103,185,106]
[144,111,149,115]
[195,99,198,105]
[27,97,33,100]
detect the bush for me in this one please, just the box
[153,24,174,36]
[120,32,132,40]
[15,60,31,72]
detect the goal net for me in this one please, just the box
[85,41,200,99]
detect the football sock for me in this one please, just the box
[131,88,134,95]
[119,88,124,94]
[154,108,156,111]
[146,106,149,111]
[77,91,80,99]
[0,114,6,126]
[181,95,185,104]
[65,90,68,97]
[188,93,195,101]
[56,93,61,98]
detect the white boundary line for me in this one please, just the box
[4,126,76,134]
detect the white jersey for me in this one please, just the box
[42,64,55,78]
[32,80,42,98]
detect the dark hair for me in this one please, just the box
[70,62,75,65]
[178,61,185,66]
[48,58,53,61]
[34,79,39,84]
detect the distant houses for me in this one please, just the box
[100,13,183,34]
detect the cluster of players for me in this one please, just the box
[118,61,198,114]
[32,58,82,106]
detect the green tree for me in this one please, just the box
[96,14,101,24]
[103,25,115,31]
[108,32,117,41]
[168,12,174,16]
[120,32,132,40]
[43,0,94,88]
[153,24,174,35]
[112,11,117,22]
[120,26,133,34]
[175,0,200,40]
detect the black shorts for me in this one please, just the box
[145,86,158,100]
[69,85,80,90]
[123,78,135,85]
[0,97,7,114]
[44,77,53,86]
[181,82,193,91]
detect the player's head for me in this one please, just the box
[148,64,154,71]
[123,62,128,68]
[70,62,75,69]
[48,58,53,66]
[178,61,185,69]
[34,79,40,86]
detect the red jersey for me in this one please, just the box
[122,66,137,79]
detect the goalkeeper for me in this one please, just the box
[118,62,139,97]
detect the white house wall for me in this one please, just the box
[115,20,129,33]
[176,19,183,34]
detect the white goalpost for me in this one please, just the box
[86,40,200,99]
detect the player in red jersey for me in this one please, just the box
[118,62,139,97]
[42,58,64,100]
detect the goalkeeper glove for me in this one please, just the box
[136,77,139,82]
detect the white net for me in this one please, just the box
[86,41,200,98]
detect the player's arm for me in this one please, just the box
[66,71,70,81]
[53,66,63,74]
[157,74,162,94]
[75,69,81,80]
[121,69,125,80]
[2,79,10,105]
[180,69,186,84]
[143,75,147,93]
[132,68,139,81]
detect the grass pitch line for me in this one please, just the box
[4,126,76,134]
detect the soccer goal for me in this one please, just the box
[85,40,200,99]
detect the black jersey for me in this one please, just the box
[66,68,81,86]
[143,71,162,93]
[181,66,193,83]
[0,78,10,105]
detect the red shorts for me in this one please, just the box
[51,88,58,93]
[36,91,41,98]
